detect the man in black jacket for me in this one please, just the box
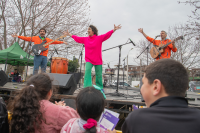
[122,59,200,133]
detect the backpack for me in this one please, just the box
[0,97,9,133]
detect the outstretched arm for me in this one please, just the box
[49,39,67,45]
[50,40,65,44]
[138,28,159,45]
[138,28,148,38]
[63,30,72,37]
[12,33,33,42]
[11,33,18,38]
[64,30,85,44]
[100,24,122,42]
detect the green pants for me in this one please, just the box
[84,62,103,89]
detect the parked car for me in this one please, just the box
[112,81,131,87]
[189,81,200,93]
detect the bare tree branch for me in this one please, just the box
[0,0,90,60]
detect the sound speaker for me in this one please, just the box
[47,73,77,95]
[73,73,81,84]
[0,71,8,86]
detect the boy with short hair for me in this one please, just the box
[122,59,200,133]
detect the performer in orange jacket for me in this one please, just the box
[12,28,67,75]
[138,28,177,60]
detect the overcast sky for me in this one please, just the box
[86,0,194,68]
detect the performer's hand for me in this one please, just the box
[55,101,66,106]
[113,24,121,32]
[107,129,117,133]
[138,28,143,33]
[63,30,72,37]
[172,40,175,45]
[172,40,176,48]
[63,40,67,45]
[12,33,18,38]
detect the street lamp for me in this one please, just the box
[126,48,133,83]
[66,46,71,58]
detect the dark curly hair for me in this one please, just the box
[10,73,53,133]
[89,25,98,35]
[76,87,105,133]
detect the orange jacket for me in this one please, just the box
[146,36,177,60]
[18,36,63,56]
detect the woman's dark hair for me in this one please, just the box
[89,25,98,35]
[76,87,105,133]
[10,73,53,133]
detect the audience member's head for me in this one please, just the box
[14,69,18,73]
[141,59,188,107]
[10,73,53,133]
[76,86,105,133]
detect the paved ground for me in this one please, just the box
[104,86,142,102]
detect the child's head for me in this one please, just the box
[141,59,188,107]
[76,87,105,121]
[26,73,53,100]
[10,73,53,133]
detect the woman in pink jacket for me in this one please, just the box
[10,73,79,133]
[64,25,121,90]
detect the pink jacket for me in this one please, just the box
[60,118,109,133]
[35,100,79,133]
[72,30,114,65]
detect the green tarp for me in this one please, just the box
[0,42,50,66]
[189,77,200,80]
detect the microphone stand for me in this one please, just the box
[103,40,134,97]
[137,36,163,66]
[74,44,84,73]
[122,58,128,99]
[72,44,84,88]
[123,58,125,88]
[122,57,131,99]
[79,45,84,88]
